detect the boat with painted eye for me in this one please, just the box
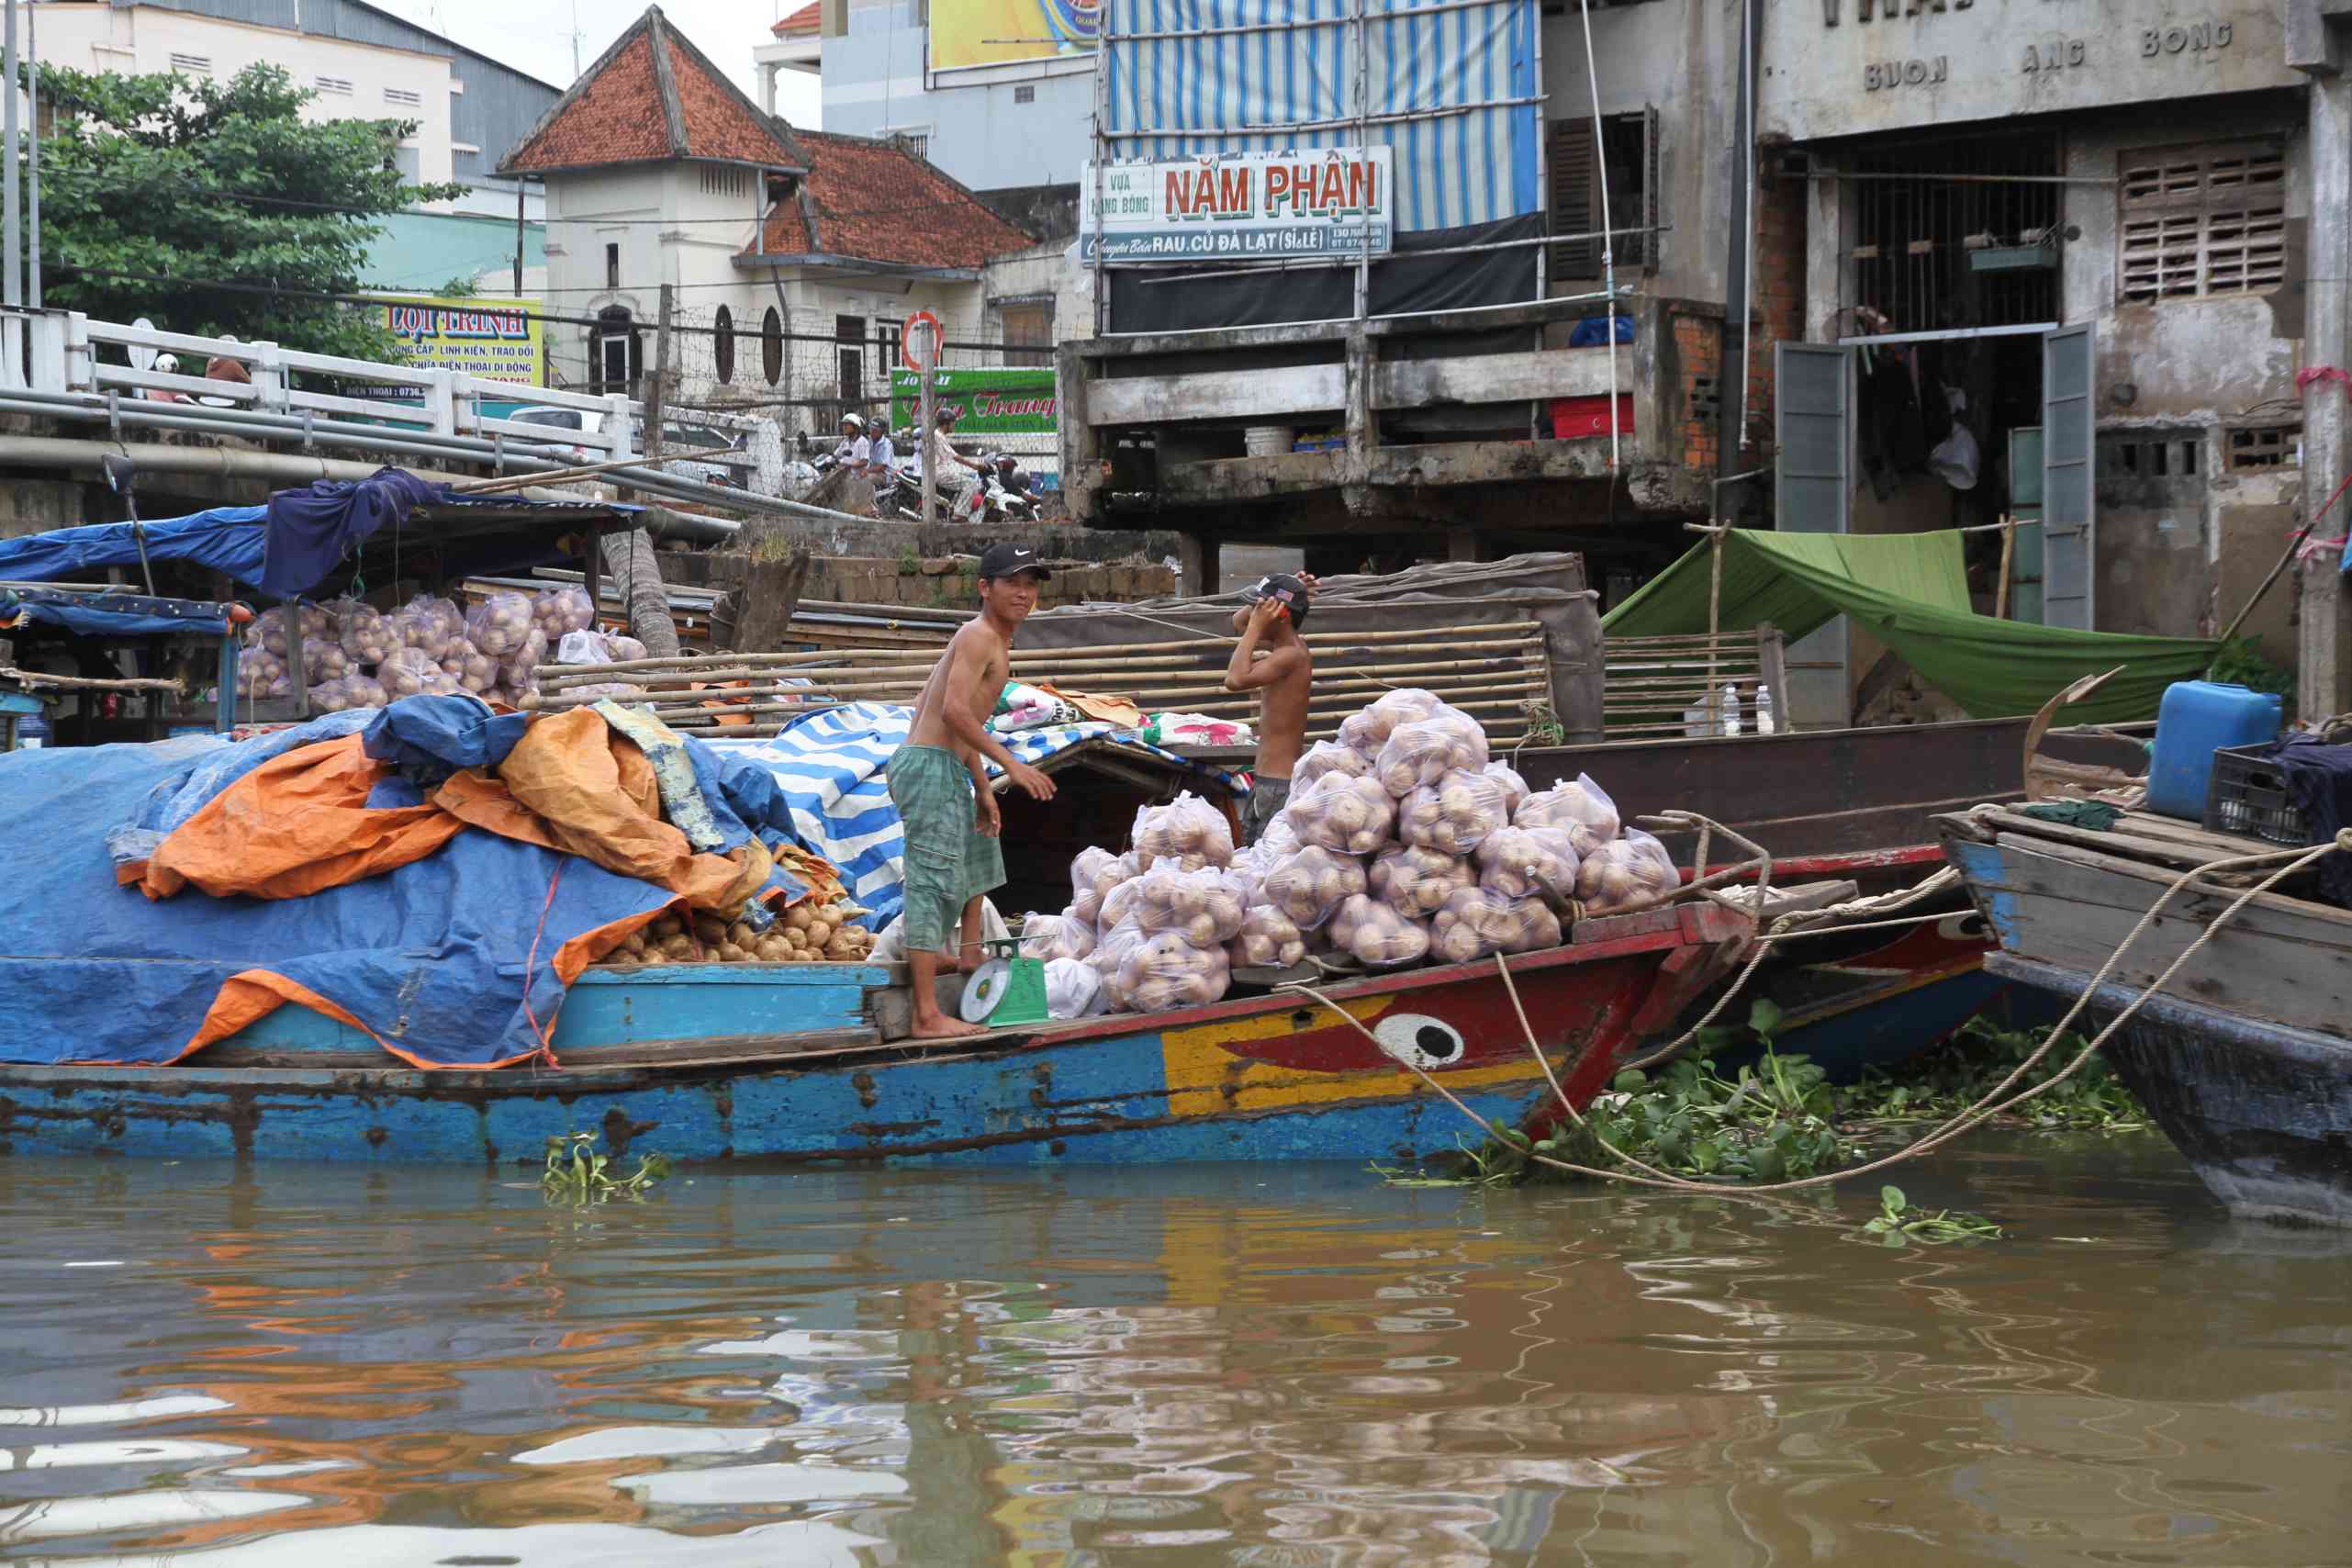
[0,901,1752,1168]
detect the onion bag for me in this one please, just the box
[1338,688,1443,757]
[1484,760,1529,818]
[1293,739,1372,791]
[332,599,396,666]
[1020,910,1097,963]
[1109,929,1231,1013]
[1474,825,1581,904]
[1430,884,1564,964]
[465,591,536,658]
[378,646,458,699]
[1374,708,1491,795]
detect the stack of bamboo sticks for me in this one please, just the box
[527,622,1554,744]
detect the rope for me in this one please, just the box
[1296,828,2348,1196]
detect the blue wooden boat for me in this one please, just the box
[1939,806,2352,1226]
[0,902,1750,1167]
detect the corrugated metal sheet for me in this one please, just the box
[1102,0,1541,231]
[124,0,560,175]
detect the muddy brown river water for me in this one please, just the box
[0,1134,2346,1565]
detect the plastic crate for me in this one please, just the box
[2203,745,2307,846]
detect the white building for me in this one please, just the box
[20,0,559,218]
[502,5,1045,447]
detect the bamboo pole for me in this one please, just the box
[1996,514,2015,622]
[1704,524,1727,733]
[453,445,734,495]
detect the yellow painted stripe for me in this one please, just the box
[1160,998,1550,1117]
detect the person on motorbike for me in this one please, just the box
[834,412,872,475]
[992,454,1034,497]
[924,408,991,521]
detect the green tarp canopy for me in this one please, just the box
[1600,529,2216,724]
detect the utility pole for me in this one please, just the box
[4,0,21,331]
[25,0,39,310]
[2304,52,2352,720]
[512,179,524,297]
[918,317,938,531]
[646,282,673,470]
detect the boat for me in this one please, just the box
[1937,802,2352,1226]
[0,901,1748,1166]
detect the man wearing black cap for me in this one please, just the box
[888,542,1058,1036]
[1224,571,1319,846]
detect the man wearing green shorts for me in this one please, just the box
[886,542,1058,1037]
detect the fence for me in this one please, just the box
[1603,626,1789,737]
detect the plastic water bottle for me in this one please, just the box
[1683,700,1710,738]
[1754,684,1777,735]
[1717,682,1742,736]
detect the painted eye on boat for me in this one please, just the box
[1372,1014,1464,1070]
[1938,912,1988,942]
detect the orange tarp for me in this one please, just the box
[139,734,464,902]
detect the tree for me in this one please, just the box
[28,62,464,360]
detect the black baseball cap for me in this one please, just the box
[1247,572,1310,625]
[980,543,1051,580]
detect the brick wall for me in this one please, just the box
[1744,152,1809,453]
[1671,308,1723,475]
[804,555,1175,610]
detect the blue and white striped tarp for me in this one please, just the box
[1103,0,1541,232]
[706,702,1240,932]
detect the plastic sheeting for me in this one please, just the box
[0,715,674,1069]
[0,595,231,638]
[1602,529,2219,725]
[1102,0,1541,232]
[0,506,268,586]
[261,469,445,596]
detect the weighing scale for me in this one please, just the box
[958,936,1050,1026]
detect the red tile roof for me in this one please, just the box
[501,6,805,174]
[748,130,1037,272]
[773,2,821,38]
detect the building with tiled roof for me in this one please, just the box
[501,5,1066,464]
[755,2,822,118]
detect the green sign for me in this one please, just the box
[890,366,1058,438]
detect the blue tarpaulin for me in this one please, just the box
[0,506,268,586]
[0,596,231,637]
[0,700,674,1069]
[262,469,447,596]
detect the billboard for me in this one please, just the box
[372,294,544,398]
[1077,148,1394,262]
[929,0,1098,74]
[890,366,1058,438]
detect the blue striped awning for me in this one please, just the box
[1102,0,1542,232]
[708,702,1239,932]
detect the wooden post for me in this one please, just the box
[731,519,815,655]
[1996,514,2015,622]
[582,527,604,629]
[284,601,309,719]
[644,282,674,474]
[512,179,525,297]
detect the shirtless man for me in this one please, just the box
[1223,571,1318,846]
[887,542,1058,1037]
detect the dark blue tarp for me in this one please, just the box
[262,469,447,596]
[0,507,267,586]
[0,700,675,1069]
[1,595,231,638]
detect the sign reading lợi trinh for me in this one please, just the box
[372,294,546,399]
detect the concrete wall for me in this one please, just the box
[818,26,1095,193]
[799,554,1174,610]
[1759,0,2299,142]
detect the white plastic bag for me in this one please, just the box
[1020,910,1096,962]
[1397,768,1509,856]
[1132,791,1235,868]
[1516,772,1621,857]
[1287,772,1396,856]
[1044,956,1103,1021]
[1575,829,1678,915]
[1368,843,1476,917]
[1258,845,1368,931]
[1430,885,1564,964]
[1327,894,1431,969]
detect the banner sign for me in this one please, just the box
[1077,148,1394,261]
[931,0,1099,73]
[890,367,1058,438]
[370,294,544,399]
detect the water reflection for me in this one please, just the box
[0,1141,2344,1565]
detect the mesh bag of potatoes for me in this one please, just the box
[1130,863,1249,948]
[1228,903,1306,969]
[1474,825,1582,905]
[1327,893,1432,969]
[1132,791,1234,869]
[1293,739,1372,792]
[1106,927,1232,1012]
[1374,706,1492,796]
[1430,884,1565,964]
[1515,772,1621,857]
[1258,845,1369,931]
[1368,843,1476,917]
[1484,760,1529,818]
[1398,767,1509,856]
[378,646,459,700]
[1338,687,1444,760]
[1019,910,1096,963]
[1099,875,1146,932]
[333,599,397,666]
[1575,828,1679,916]
[1255,806,1304,860]
[1069,847,1124,925]
[1287,772,1396,856]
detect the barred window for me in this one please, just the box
[2118,141,2286,303]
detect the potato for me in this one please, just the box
[782,927,808,949]
[1294,739,1372,792]
[1020,911,1097,963]
[1228,904,1307,969]
[782,902,812,933]
[1327,893,1431,969]
[1337,688,1443,758]
[1288,773,1397,856]
[693,916,728,945]
[1475,826,1582,904]
[728,921,756,949]
[642,951,670,967]
[1258,845,1368,931]
[661,934,695,959]
[804,920,833,949]
[1516,772,1621,857]
[718,942,750,962]
[755,935,790,961]
[1575,829,1677,915]
[1398,768,1508,857]
[1109,929,1231,1013]
[1430,885,1564,962]
[1369,843,1476,916]
[650,914,683,940]
[1131,791,1235,868]
[1130,864,1249,944]
[1375,710,1490,797]
[622,931,648,956]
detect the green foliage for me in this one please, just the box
[28,62,464,358]
[897,545,922,576]
[1860,1183,2001,1246]
[542,1131,672,1205]
[1520,702,1566,746]
[1840,1016,2146,1132]
[2207,633,2296,711]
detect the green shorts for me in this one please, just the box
[887,743,1006,956]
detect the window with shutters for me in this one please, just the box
[2118,140,2286,303]
[1549,108,1657,281]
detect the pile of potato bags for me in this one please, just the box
[1016,689,1678,1015]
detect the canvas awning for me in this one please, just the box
[1602,530,2217,725]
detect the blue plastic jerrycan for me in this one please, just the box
[2146,680,2283,821]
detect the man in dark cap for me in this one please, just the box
[1223,571,1319,846]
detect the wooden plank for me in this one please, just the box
[1974,809,2262,873]
[1086,363,1346,426]
[1373,348,1619,409]
[1989,832,2352,929]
